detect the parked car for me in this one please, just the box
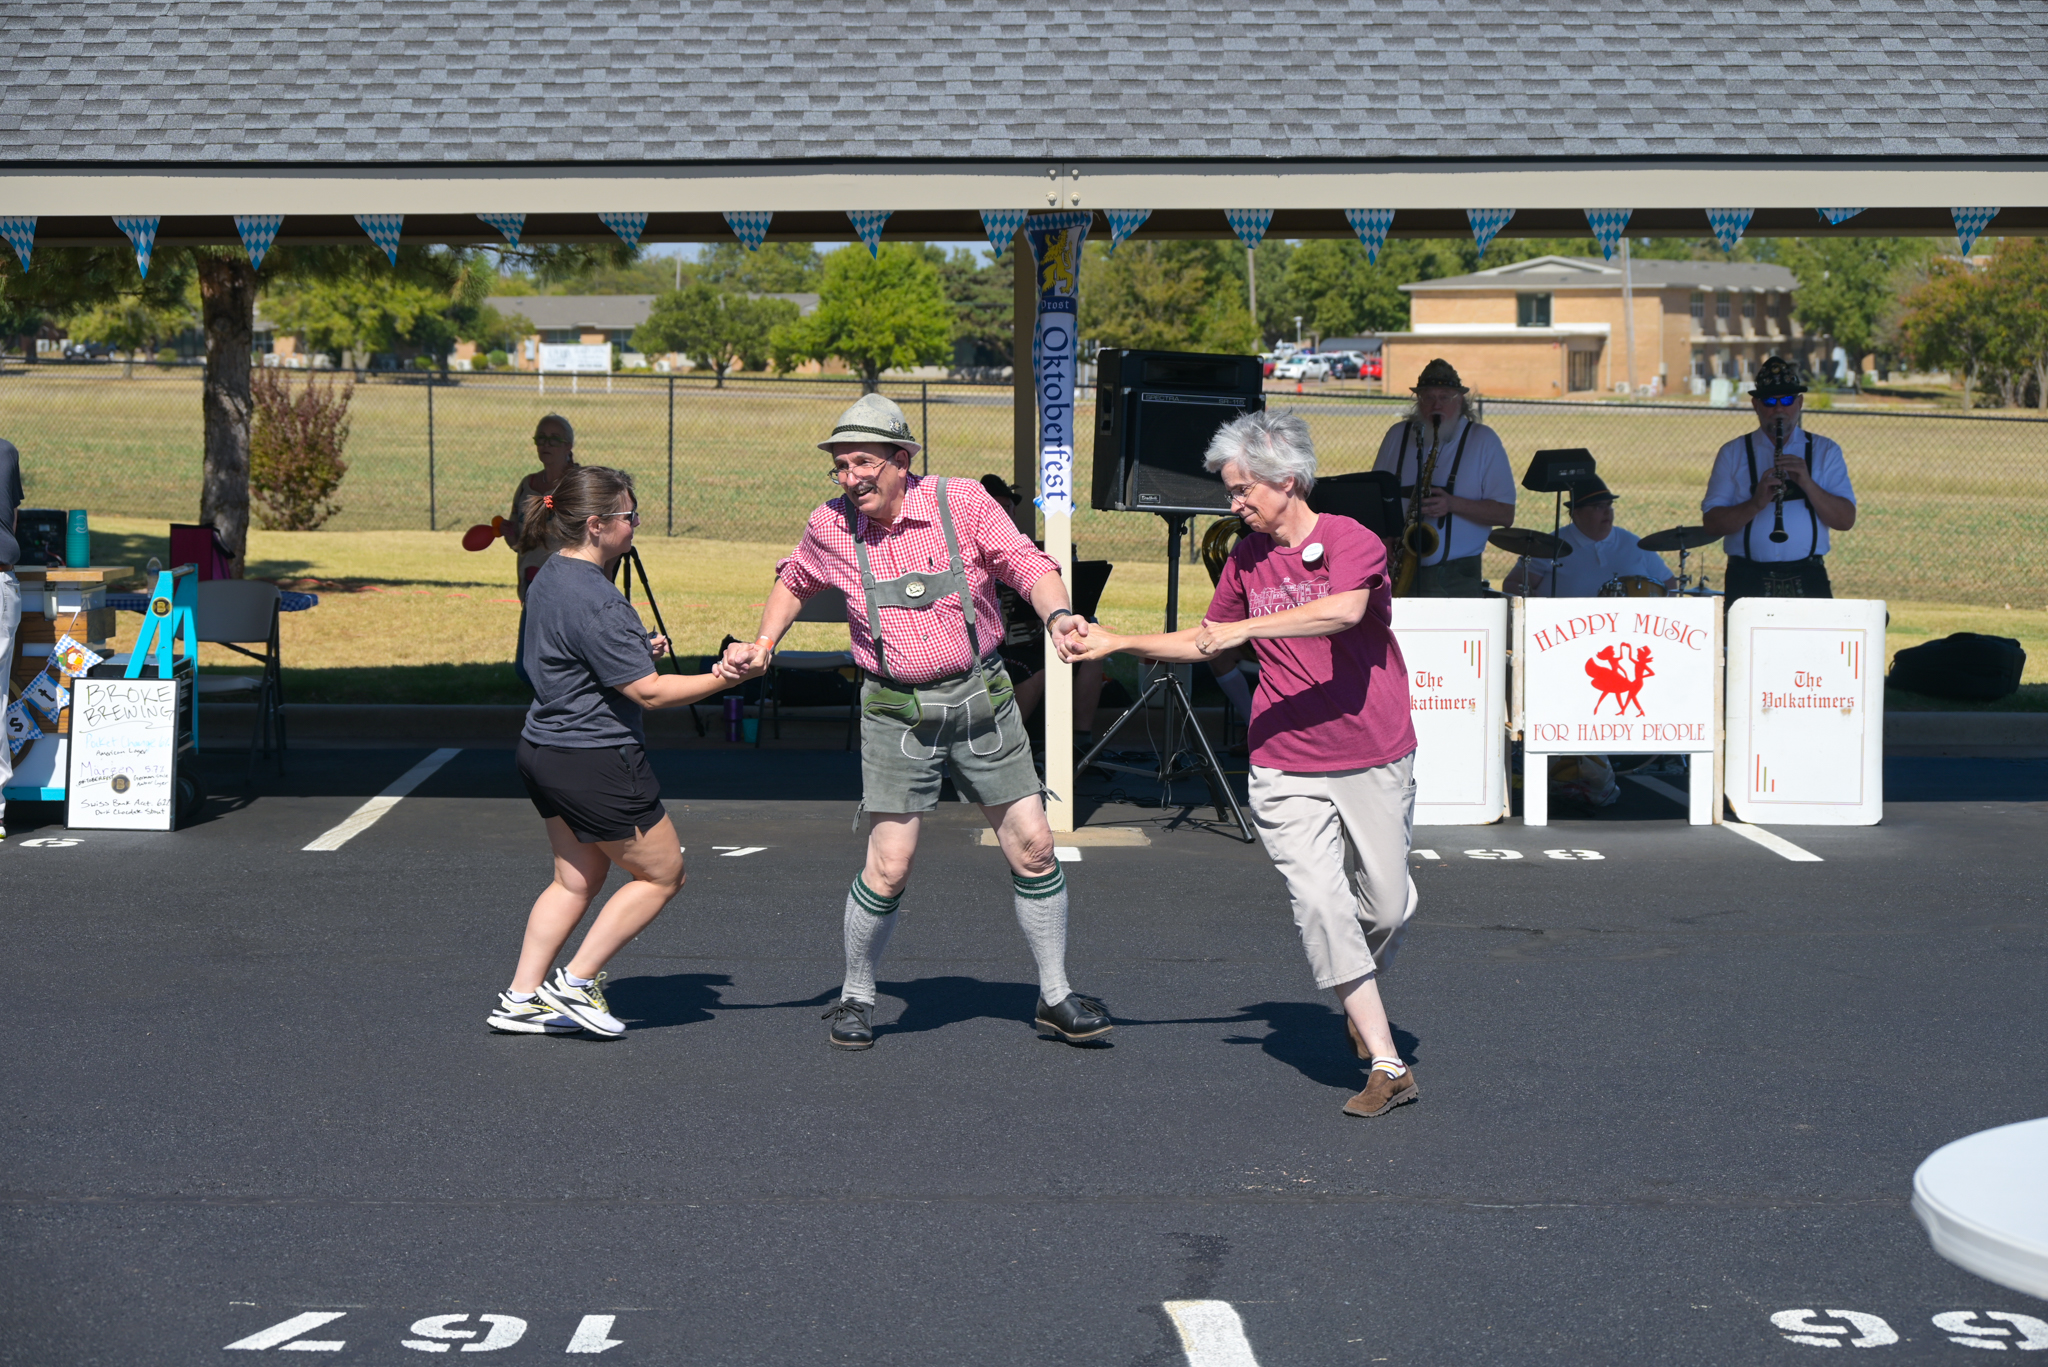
[1273,355,1331,381]
[1327,354,1361,380]
[1361,354,1383,380]
[1260,353,1278,378]
[63,340,112,360]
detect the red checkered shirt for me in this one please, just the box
[776,475,1061,684]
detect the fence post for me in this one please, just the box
[667,374,675,536]
[426,377,437,532]
[921,381,929,476]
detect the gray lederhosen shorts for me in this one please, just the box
[858,660,1041,814]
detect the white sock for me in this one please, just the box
[563,970,594,988]
[1370,1056,1408,1077]
[1012,866,1072,1007]
[506,990,536,1003]
[843,875,902,1005]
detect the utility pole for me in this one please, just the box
[1294,316,1303,345]
[1246,246,1258,332]
[1622,236,1638,397]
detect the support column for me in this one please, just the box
[1012,228,1074,832]
[1011,233,1035,539]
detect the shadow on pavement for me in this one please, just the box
[1139,1000,1423,1091]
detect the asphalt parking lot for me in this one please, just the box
[3,750,2044,1365]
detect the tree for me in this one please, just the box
[1779,237,1934,392]
[1896,258,1997,410]
[633,282,798,386]
[1985,239,2048,410]
[934,244,1012,368]
[1079,240,1258,354]
[697,242,821,293]
[768,244,952,390]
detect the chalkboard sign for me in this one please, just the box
[68,675,185,830]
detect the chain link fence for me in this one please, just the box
[3,364,2044,606]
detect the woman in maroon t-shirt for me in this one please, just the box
[1064,410,1422,1119]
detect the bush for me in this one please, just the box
[250,369,354,530]
[487,350,509,369]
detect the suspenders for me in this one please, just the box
[849,477,984,680]
[1741,432,1819,559]
[1400,420,1477,562]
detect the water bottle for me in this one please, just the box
[724,694,745,742]
[65,509,90,568]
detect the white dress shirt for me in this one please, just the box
[1702,425,1855,562]
[1519,521,1673,597]
[1372,417,1516,565]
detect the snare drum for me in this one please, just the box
[1597,574,1667,598]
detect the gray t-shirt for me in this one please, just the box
[0,439,21,566]
[520,554,658,747]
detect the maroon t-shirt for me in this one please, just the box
[1204,513,1417,773]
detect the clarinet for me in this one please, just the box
[1767,415,1790,544]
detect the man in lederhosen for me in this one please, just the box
[1701,356,1857,606]
[723,395,1112,1051]
[1371,358,1517,596]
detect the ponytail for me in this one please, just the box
[514,464,636,552]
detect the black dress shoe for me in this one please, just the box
[1034,992,1113,1042]
[822,999,874,1050]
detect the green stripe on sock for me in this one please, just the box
[850,875,901,917]
[1012,866,1065,899]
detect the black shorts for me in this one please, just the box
[515,737,667,844]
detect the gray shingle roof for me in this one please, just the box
[5,1,2042,164]
[1406,256,1800,291]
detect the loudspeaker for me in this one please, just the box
[1091,349,1265,515]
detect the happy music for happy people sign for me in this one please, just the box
[1520,598,1718,754]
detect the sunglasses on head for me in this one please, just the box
[1757,393,1800,407]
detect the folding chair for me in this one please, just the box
[194,580,285,778]
[760,587,858,750]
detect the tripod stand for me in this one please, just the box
[614,545,706,737]
[1076,514,1254,842]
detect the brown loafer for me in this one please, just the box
[1343,1064,1419,1118]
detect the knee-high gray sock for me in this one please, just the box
[841,875,900,1005]
[1012,865,1072,1007]
[1214,663,1255,717]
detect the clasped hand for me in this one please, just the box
[714,640,770,682]
[1193,618,1249,657]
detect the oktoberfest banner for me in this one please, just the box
[1023,211,1093,516]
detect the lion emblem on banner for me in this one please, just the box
[1039,232,1078,297]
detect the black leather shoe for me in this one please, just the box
[1034,992,1113,1042]
[823,999,874,1050]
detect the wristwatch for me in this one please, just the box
[1044,608,1074,628]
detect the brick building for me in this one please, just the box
[1381,256,1803,399]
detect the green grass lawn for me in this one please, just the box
[11,367,2048,606]
[82,515,2047,708]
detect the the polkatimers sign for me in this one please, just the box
[1522,598,1718,753]
[1393,597,1508,823]
[1725,597,1884,825]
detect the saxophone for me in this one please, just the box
[1392,413,1444,597]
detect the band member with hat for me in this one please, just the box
[1701,356,1857,605]
[1372,358,1517,596]
[1502,476,1676,597]
[722,395,1112,1051]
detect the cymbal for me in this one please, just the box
[1637,524,1718,553]
[1490,527,1571,559]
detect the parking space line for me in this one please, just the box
[302,749,462,852]
[1626,774,1690,808]
[1163,1301,1261,1367]
[1054,846,1083,862]
[1725,821,1823,862]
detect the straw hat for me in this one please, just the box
[817,392,922,455]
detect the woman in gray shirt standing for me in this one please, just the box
[490,464,762,1038]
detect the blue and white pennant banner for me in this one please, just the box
[476,214,525,247]
[847,210,892,257]
[1466,209,1514,259]
[355,214,404,264]
[1104,209,1151,255]
[725,211,772,251]
[1706,209,1754,253]
[114,216,160,279]
[1951,207,1999,256]
[1583,209,1633,261]
[1818,207,1866,226]
[978,210,1029,255]
[1225,209,1273,252]
[0,216,33,271]
[1023,211,1093,518]
[234,215,282,271]
[1344,209,1394,265]
[599,213,647,250]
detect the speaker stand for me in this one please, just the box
[1076,514,1255,843]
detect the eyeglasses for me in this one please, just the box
[534,434,571,445]
[596,511,642,527]
[828,456,892,482]
[1756,394,1800,407]
[1225,483,1260,505]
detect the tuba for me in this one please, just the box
[1392,414,1444,597]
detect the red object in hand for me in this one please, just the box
[460,516,505,552]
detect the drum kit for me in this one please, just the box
[1488,523,1725,598]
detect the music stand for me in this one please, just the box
[1077,514,1255,843]
[1521,449,1595,597]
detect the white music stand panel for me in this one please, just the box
[1393,597,1508,825]
[1726,598,1885,826]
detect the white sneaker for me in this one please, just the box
[487,990,580,1034]
[536,968,626,1038]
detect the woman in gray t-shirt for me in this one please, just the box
[488,464,762,1038]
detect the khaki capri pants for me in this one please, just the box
[1247,751,1420,990]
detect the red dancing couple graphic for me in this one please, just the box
[1586,643,1654,716]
